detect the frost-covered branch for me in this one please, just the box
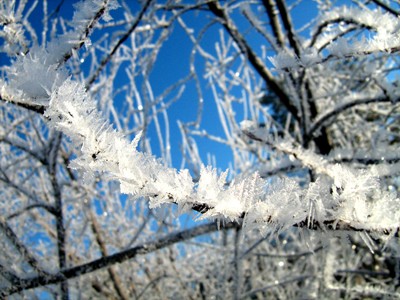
[306,95,398,145]
[271,5,400,70]
[57,0,115,64]
[85,0,154,88]
[0,96,46,114]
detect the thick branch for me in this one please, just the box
[207,1,299,121]
[1,222,238,297]
[190,194,397,236]
[262,0,284,48]
[46,132,69,299]
[275,0,300,56]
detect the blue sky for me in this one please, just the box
[147,0,321,171]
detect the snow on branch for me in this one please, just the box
[45,79,400,238]
[269,6,400,70]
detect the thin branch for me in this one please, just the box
[85,0,154,88]
[89,210,131,300]
[310,18,374,48]
[335,269,391,277]
[7,203,57,220]
[0,97,46,115]
[241,274,314,298]
[0,264,21,286]
[260,164,300,178]
[0,220,48,274]
[333,156,400,165]
[306,95,397,144]
[255,246,324,259]
[135,275,167,300]
[370,0,399,16]
[238,237,268,260]
[48,0,66,19]
[60,0,109,64]
[0,137,46,165]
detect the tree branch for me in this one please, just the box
[7,203,57,220]
[241,274,314,298]
[1,222,238,297]
[0,220,48,275]
[59,0,110,64]
[262,0,285,48]
[85,0,154,88]
[0,264,21,286]
[207,0,299,121]
[0,96,46,115]
[275,0,300,56]
[306,95,397,144]
[89,209,131,300]
[370,0,399,17]
[46,132,69,299]
[310,18,374,49]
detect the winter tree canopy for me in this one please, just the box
[1,0,400,298]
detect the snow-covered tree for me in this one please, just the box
[1,0,400,298]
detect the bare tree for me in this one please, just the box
[1,0,400,298]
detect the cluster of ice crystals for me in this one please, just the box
[268,49,298,70]
[0,1,28,55]
[5,47,68,104]
[46,79,193,205]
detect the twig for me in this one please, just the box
[85,0,154,88]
